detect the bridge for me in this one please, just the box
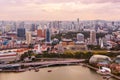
[0,59,85,69]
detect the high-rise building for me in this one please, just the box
[90,30,96,45]
[45,28,51,43]
[26,31,32,44]
[77,33,84,42]
[77,18,80,31]
[99,38,104,48]
[37,25,46,38]
[42,29,46,38]
[37,29,42,37]
[17,28,26,40]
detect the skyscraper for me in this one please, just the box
[37,25,46,38]
[46,28,51,43]
[26,31,32,45]
[37,28,43,38]
[90,30,96,45]
[77,18,80,31]
[99,38,104,48]
[17,28,26,40]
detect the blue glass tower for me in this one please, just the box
[17,28,26,40]
[46,28,51,43]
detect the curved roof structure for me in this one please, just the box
[89,55,111,64]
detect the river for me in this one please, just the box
[0,65,117,80]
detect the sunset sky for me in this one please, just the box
[0,0,120,21]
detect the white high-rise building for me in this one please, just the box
[90,30,96,45]
[99,38,104,48]
[26,31,32,44]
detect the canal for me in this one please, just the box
[0,65,117,80]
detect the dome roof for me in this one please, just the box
[89,55,111,64]
[116,55,120,58]
[77,33,84,36]
[114,55,120,64]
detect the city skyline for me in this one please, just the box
[0,0,120,21]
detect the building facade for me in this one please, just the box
[90,30,96,45]
[17,28,26,40]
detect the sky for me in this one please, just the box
[0,0,120,21]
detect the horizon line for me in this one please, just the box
[0,19,120,22]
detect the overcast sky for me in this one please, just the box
[0,0,120,21]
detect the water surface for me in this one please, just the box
[0,65,117,80]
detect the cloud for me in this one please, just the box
[79,0,120,4]
[0,0,120,6]
[0,0,119,20]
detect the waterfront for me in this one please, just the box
[0,65,117,80]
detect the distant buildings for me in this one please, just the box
[31,24,37,31]
[0,20,120,51]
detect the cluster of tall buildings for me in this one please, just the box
[0,19,120,50]
[16,26,51,44]
[0,22,52,49]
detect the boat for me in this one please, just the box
[96,67,111,76]
[16,69,26,72]
[28,67,32,71]
[48,70,52,72]
[34,68,39,72]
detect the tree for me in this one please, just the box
[85,52,93,59]
[74,52,83,59]
[20,50,35,61]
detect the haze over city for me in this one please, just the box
[0,0,120,80]
[0,0,120,21]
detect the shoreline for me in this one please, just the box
[84,64,120,80]
[0,59,120,80]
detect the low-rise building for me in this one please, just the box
[0,51,20,63]
[61,39,74,46]
[110,55,120,75]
